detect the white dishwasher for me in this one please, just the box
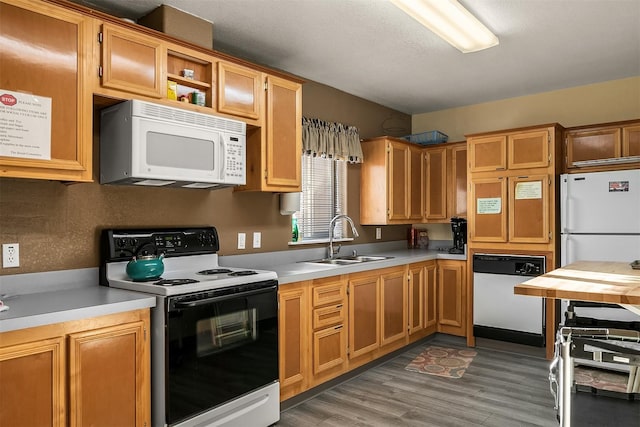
[473,253,546,346]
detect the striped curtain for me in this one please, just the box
[302,117,364,163]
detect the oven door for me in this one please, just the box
[165,280,278,425]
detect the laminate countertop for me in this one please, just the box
[0,286,156,333]
[514,261,640,311]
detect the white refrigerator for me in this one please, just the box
[560,168,640,323]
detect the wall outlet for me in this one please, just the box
[237,233,246,250]
[2,243,20,268]
[253,232,261,248]
[376,227,382,240]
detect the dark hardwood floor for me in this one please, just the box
[277,334,559,426]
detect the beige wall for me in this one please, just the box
[412,77,640,141]
[0,80,410,276]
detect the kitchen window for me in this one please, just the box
[296,155,348,242]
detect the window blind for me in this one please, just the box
[298,155,347,241]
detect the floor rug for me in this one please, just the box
[405,346,477,379]
[574,366,629,393]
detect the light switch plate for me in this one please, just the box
[376,227,382,240]
[237,233,246,250]
[253,232,261,248]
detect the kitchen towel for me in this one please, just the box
[405,346,477,379]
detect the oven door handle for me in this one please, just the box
[172,285,277,309]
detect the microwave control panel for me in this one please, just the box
[224,135,245,183]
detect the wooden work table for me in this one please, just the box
[515,261,640,315]
[516,261,640,359]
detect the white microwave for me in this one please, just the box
[100,100,246,189]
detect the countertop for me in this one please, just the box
[514,261,640,306]
[0,282,156,334]
[0,241,464,333]
[221,243,466,285]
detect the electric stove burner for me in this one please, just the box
[197,268,232,275]
[229,270,258,277]
[154,278,200,286]
[134,276,163,282]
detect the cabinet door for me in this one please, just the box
[424,147,447,220]
[508,175,549,243]
[217,61,262,120]
[278,286,309,399]
[469,177,507,242]
[408,264,425,335]
[424,261,437,329]
[0,337,65,426]
[623,125,640,157]
[265,75,302,189]
[468,135,507,172]
[437,260,466,336]
[348,275,380,359]
[565,127,621,168]
[409,145,424,221]
[68,321,149,427]
[100,23,163,98]
[0,0,92,181]
[508,130,549,170]
[312,325,346,375]
[380,268,407,347]
[388,142,409,221]
[449,144,468,218]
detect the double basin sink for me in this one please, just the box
[303,255,394,266]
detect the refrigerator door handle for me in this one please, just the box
[561,234,570,266]
[560,175,568,233]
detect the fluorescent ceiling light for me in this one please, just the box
[391,0,499,53]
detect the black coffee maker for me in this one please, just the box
[449,217,467,254]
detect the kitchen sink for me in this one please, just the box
[303,255,394,265]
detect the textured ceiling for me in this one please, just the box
[73,0,640,114]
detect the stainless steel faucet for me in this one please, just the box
[328,214,359,259]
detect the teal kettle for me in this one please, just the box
[126,253,165,281]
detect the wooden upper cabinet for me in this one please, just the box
[264,75,302,190]
[449,143,468,218]
[508,175,549,243]
[0,0,92,181]
[622,124,640,157]
[99,23,164,98]
[424,147,447,220]
[408,145,424,221]
[388,141,410,221]
[565,127,621,168]
[508,130,549,169]
[469,177,507,242]
[217,61,262,120]
[468,135,507,172]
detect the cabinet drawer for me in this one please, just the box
[313,304,344,330]
[312,282,346,308]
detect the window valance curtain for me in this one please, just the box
[302,117,364,163]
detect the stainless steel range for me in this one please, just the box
[100,227,280,427]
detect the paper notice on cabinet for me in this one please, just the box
[515,181,542,200]
[477,197,501,214]
[0,89,52,160]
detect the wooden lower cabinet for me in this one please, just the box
[348,266,407,368]
[437,260,467,337]
[278,282,310,401]
[408,260,437,340]
[0,309,150,427]
[310,276,347,386]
